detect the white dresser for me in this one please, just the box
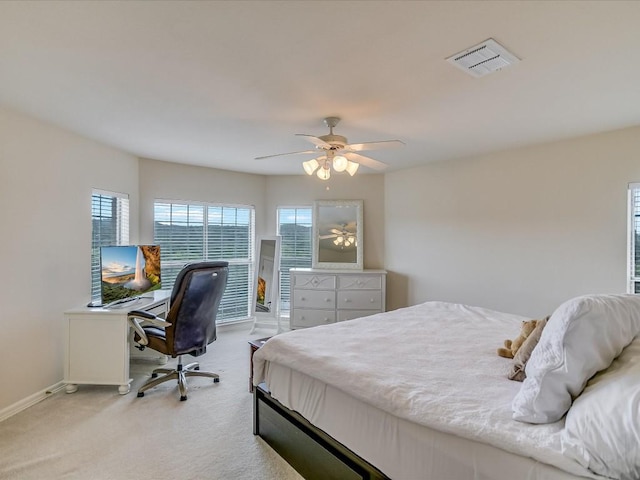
[289,268,386,329]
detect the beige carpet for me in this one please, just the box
[0,324,303,480]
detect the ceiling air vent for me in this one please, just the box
[446,38,520,78]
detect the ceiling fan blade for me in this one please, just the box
[319,234,337,239]
[295,134,332,149]
[344,140,404,152]
[344,152,389,171]
[254,149,317,160]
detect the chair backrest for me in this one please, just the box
[165,261,229,357]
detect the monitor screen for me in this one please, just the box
[100,245,161,306]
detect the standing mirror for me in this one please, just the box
[251,236,282,333]
[312,200,363,270]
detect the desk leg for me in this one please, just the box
[65,384,78,394]
[118,383,131,395]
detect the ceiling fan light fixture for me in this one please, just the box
[332,155,348,172]
[345,161,359,176]
[317,166,331,180]
[303,158,320,175]
[259,117,400,179]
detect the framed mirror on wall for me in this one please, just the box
[312,200,363,270]
[251,235,282,333]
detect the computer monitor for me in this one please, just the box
[100,245,161,306]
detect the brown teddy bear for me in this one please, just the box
[497,319,538,359]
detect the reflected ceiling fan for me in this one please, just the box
[319,224,358,247]
[255,117,404,180]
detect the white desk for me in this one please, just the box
[64,290,171,395]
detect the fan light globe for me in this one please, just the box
[317,167,331,180]
[345,161,359,176]
[332,155,348,172]
[303,158,320,176]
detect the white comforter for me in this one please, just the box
[253,301,597,478]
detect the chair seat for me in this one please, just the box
[138,326,170,355]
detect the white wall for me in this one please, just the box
[0,106,140,413]
[385,126,640,317]
[266,174,386,269]
[137,158,267,242]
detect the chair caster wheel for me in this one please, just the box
[180,395,187,401]
[194,366,200,370]
[137,392,144,398]
[151,373,158,378]
[213,378,220,383]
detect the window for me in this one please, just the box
[277,207,312,312]
[91,190,130,301]
[154,201,255,323]
[629,184,640,293]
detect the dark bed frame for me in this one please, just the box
[253,384,390,480]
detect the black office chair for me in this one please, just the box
[128,261,228,401]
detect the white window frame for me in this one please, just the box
[154,200,255,323]
[91,189,130,302]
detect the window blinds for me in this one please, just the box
[277,207,312,312]
[629,184,640,293]
[91,190,130,300]
[154,201,254,323]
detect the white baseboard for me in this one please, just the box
[0,381,66,423]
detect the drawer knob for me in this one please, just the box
[344,298,351,303]
[370,298,375,303]
[325,298,331,302]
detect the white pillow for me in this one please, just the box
[561,337,640,480]
[512,294,640,424]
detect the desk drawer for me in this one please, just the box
[145,303,168,318]
[337,290,382,310]
[291,309,336,328]
[293,289,335,309]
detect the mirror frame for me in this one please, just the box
[252,235,281,318]
[312,200,363,270]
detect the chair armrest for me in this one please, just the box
[127,310,170,346]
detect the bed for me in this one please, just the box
[252,296,640,480]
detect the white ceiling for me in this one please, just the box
[1,1,639,176]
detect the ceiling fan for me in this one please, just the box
[255,117,404,179]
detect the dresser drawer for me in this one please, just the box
[337,290,382,310]
[293,274,336,290]
[337,274,383,290]
[337,310,381,322]
[293,289,335,309]
[291,309,336,328]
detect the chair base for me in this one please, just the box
[137,356,219,401]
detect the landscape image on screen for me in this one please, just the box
[100,245,161,305]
